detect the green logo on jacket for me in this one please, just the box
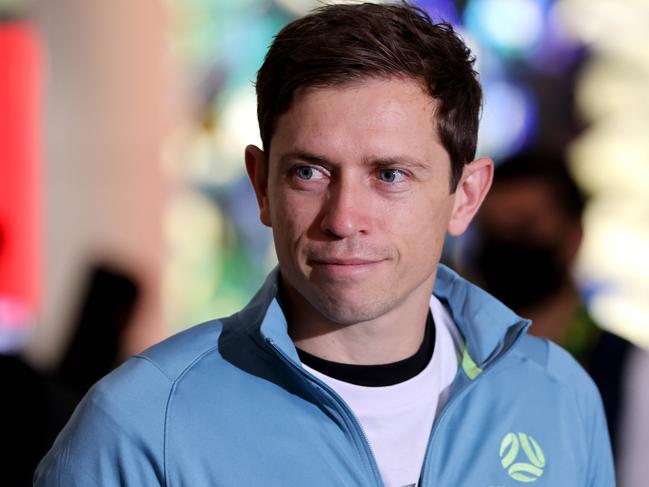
[499,432,546,483]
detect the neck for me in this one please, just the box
[281,274,435,365]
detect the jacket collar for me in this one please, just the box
[433,264,530,368]
[246,264,530,368]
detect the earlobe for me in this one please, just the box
[244,144,272,227]
[448,157,494,236]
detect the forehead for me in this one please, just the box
[269,77,447,165]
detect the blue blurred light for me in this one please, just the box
[528,6,583,75]
[464,0,548,56]
[416,0,460,25]
[478,80,537,160]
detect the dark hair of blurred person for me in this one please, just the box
[471,151,633,456]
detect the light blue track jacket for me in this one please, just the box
[34,265,615,486]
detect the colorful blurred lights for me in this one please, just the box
[0,21,41,351]
[478,80,536,160]
[465,0,546,55]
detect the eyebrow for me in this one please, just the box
[277,150,432,172]
[278,151,330,168]
[363,155,432,172]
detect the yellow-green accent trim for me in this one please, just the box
[461,343,483,380]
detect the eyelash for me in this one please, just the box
[294,165,326,181]
[290,164,409,191]
[376,168,406,183]
[291,165,409,185]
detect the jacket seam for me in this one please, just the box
[133,355,175,383]
[582,385,598,483]
[57,437,102,485]
[163,344,220,487]
[59,438,70,487]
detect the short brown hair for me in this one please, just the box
[255,1,482,191]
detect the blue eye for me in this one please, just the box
[296,166,315,180]
[378,169,403,183]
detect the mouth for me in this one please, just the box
[307,257,386,277]
[311,257,383,265]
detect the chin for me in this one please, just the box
[308,289,393,326]
[318,306,378,326]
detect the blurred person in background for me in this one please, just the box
[1,223,139,486]
[467,151,644,483]
[0,225,76,486]
[34,3,614,486]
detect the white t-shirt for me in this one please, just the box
[302,296,462,487]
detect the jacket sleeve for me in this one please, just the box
[546,340,616,486]
[585,386,616,487]
[34,357,170,486]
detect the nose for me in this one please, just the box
[319,177,371,238]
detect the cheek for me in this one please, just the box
[269,189,321,245]
[383,194,451,258]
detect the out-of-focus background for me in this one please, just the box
[1,0,648,485]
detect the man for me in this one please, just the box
[35,3,614,486]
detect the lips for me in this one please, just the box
[306,256,387,279]
[310,257,383,266]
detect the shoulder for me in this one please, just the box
[512,334,605,418]
[81,319,227,428]
[136,319,224,381]
[80,319,226,415]
[514,334,596,387]
[34,320,228,485]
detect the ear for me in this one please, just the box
[448,157,494,236]
[245,144,272,227]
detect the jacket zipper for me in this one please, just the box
[418,328,528,485]
[265,337,384,487]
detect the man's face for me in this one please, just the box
[250,78,463,325]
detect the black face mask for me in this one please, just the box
[474,236,567,311]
